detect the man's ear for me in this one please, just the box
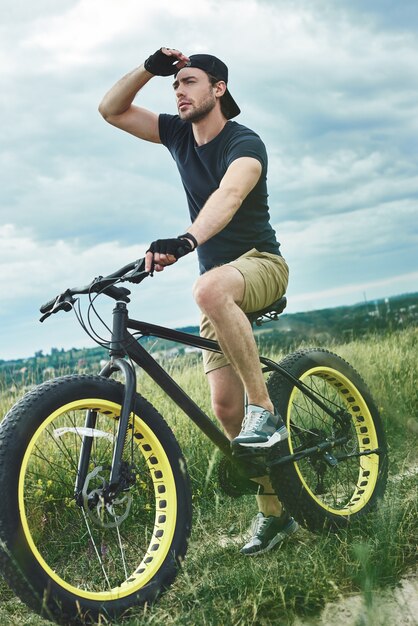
[215,81,227,98]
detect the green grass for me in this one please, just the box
[0,327,417,625]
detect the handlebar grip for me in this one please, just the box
[40,297,58,314]
[39,296,73,322]
[40,291,74,316]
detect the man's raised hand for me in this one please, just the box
[144,48,190,77]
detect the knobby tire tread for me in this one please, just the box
[0,375,192,625]
[267,349,388,531]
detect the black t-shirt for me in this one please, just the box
[158,114,281,273]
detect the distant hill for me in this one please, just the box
[1,292,416,389]
[253,291,417,352]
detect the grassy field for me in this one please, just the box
[0,327,417,625]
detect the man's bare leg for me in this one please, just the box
[194,265,274,412]
[207,365,283,517]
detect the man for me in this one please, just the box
[99,47,298,555]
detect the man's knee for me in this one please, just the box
[193,266,244,315]
[193,272,222,313]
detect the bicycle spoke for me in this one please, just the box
[288,372,364,509]
[115,520,128,581]
[1,369,191,625]
[20,398,166,594]
[81,509,111,589]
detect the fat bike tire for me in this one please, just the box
[0,375,192,625]
[267,349,388,531]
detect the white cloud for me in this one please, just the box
[288,270,418,311]
[18,0,215,72]
[1,0,417,358]
[0,223,200,358]
[0,223,194,308]
[276,198,417,313]
[280,199,417,263]
[0,224,142,304]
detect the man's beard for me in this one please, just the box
[179,92,216,123]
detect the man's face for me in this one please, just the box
[173,67,219,122]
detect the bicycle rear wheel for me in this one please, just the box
[267,349,388,531]
[0,375,192,624]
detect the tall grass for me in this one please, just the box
[332,329,418,472]
[0,327,417,625]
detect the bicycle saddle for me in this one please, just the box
[247,296,287,325]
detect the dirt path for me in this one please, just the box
[294,463,418,626]
[293,574,418,625]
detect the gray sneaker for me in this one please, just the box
[232,404,289,448]
[240,511,299,556]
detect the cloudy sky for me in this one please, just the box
[1,0,417,360]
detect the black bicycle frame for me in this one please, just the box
[75,300,352,497]
[124,313,341,428]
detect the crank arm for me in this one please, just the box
[267,436,349,468]
[335,447,382,461]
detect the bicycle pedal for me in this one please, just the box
[231,445,266,461]
[230,447,267,477]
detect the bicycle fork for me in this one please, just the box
[74,302,137,503]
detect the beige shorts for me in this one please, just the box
[200,248,289,374]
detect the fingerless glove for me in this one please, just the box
[144,49,180,76]
[147,235,195,259]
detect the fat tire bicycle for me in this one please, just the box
[0,259,388,625]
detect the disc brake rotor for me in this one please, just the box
[82,465,132,528]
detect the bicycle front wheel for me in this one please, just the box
[267,349,388,531]
[0,375,192,624]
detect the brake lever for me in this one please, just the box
[40,292,75,323]
[126,258,149,284]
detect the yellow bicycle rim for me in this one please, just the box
[18,399,178,601]
[287,367,380,516]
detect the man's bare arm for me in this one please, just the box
[145,157,262,272]
[98,48,189,143]
[98,65,161,142]
[187,157,262,244]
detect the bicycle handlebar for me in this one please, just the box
[40,258,149,322]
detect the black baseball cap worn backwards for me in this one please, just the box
[177,54,241,119]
